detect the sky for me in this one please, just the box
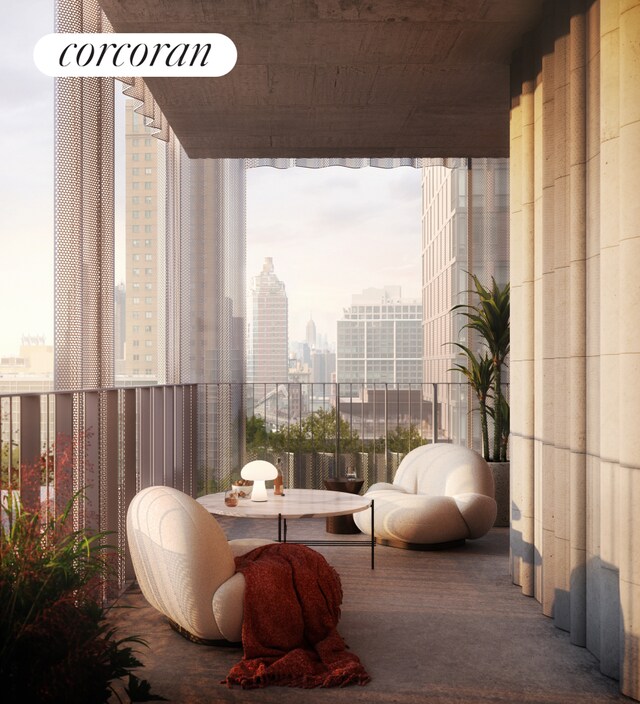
[246,166,422,350]
[0,2,423,358]
[0,2,55,357]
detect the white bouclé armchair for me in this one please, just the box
[126,485,273,643]
[353,443,497,548]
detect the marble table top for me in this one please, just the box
[197,487,370,519]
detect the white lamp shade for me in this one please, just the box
[241,460,278,502]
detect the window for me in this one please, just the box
[132,268,140,276]
[145,268,152,275]
[145,340,153,347]
[132,210,139,218]
[133,369,140,374]
[132,153,139,161]
[132,196,139,205]
[132,297,140,303]
[132,325,139,333]
[132,138,139,146]
[144,283,152,290]
[144,137,152,146]
[145,311,153,319]
[144,296,153,304]
[132,312,140,319]
[131,239,140,247]
[132,340,140,347]
[145,168,152,175]
[145,254,152,261]
[144,325,152,332]
[132,354,139,360]
[132,182,140,189]
[144,225,152,233]
[132,167,139,175]
[144,153,152,161]
[145,368,152,374]
[144,196,152,204]
[132,282,140,290]
[145,354,153,362]
[132,255,140,262]
[132,225,140,233]
[144,182,152,190]
[144,210,152,218]
[144,239,152,247]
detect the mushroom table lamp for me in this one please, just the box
[241,460,278,502]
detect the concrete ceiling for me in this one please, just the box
[98,1,544,159]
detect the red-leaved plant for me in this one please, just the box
[0,486,165,702]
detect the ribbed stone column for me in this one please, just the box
[598,0,622,681]
[552,7,572,631]
[538,17,557,616]
[509,49,524,585]
[510,35,536,597]
[568,1,588,648]
[510,0,640,697]
[617,0,640,697]
[585,0,602,663]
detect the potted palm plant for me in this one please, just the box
[450,274,510,526]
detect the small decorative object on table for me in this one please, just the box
[241,460,278,502]
[274,458,285,496]
[224,490,239,507]
[232,478,253,498]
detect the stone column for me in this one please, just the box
[568,1,588,648]
[616,0,640,697]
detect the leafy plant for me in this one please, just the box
[450,274,510,462]
[450,347,494,460]
[260,408,362,454]
[0,492,165,704]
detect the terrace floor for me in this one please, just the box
[108,518,630,703]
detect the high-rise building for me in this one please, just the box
[249,257,288,383]
[305,316,317,349]
[311,349,336,384]
[124,100,162,382]
[421,158,509,444]
[337,286,423,384]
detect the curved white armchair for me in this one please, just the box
[353,444,497,548]
[126,485,273,643]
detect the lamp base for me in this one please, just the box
[250,480,268,502]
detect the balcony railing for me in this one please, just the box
[0,381,497,592]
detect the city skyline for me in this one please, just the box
[246,166,422,350]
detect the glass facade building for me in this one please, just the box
[337,286,423,384]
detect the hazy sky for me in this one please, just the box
[0,2,54,356]
[0,2,423,358]
[247,166,422,350]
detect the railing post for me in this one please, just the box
[384,384,389,478]
[54,393,74,517]
[19,395,41,513]
[335,382,340,478]
[122,388,137,581]
[432,383,439,444]
[84,391,100,533]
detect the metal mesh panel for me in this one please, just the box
[54,0,114,390]
[186,160,247,489]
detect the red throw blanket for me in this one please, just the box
[223,543,370,689]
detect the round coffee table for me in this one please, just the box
[197,488,375,568]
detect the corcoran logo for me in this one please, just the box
[34,33,237,77]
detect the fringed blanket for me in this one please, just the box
[223,543,370,689]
